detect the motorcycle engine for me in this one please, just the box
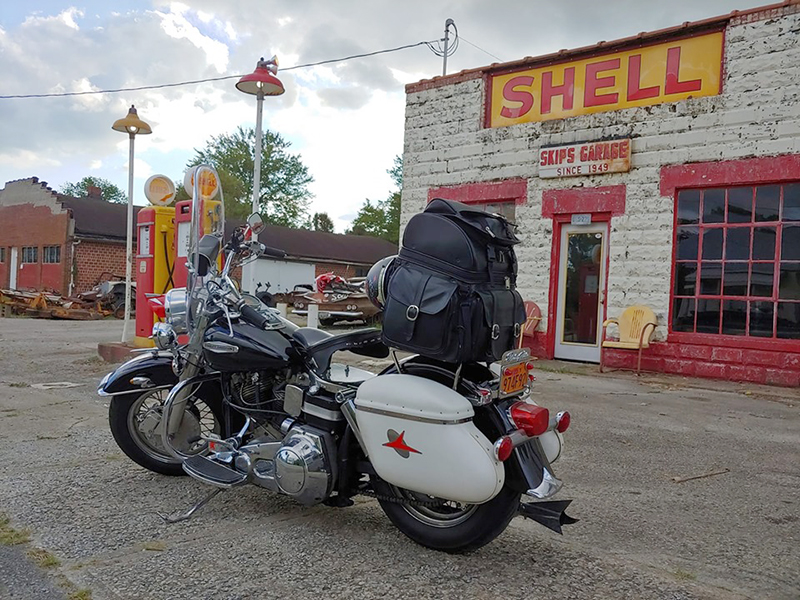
[245,424,336,506]
[274,426,336,505]
[231,371,284,411]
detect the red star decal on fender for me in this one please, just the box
[383,430,421,457]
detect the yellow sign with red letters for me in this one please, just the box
[489,31,723,127]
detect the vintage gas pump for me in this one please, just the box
[134,175,177,347]
[173,199,192,288]
[174,167,223,288]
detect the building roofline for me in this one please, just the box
[406,0,800,94]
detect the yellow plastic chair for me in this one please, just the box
[600,305,658,375]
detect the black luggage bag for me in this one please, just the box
[382,198,526,363]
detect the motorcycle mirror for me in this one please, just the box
[247,213,265,235]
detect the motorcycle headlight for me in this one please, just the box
[152,322,177,350]
[164,288,188,334]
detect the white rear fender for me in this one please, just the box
[354,374,504,504]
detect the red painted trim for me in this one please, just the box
[428,179,528,205]
[719,26,727,95]
[482,72,492,129]
[541,184,626,218]
[545,219,562,358]
[668,332,800,352]
[602,340,800,386]
[660,154,800,197]
[545,213,612,359]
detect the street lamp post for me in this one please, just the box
[112,105,152,344]
[236,56,284,292]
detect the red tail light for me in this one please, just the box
[510,402,550,437]
[494,436,514,461]
[556,411,571,433]
[147,295,166,319]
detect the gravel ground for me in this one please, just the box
[0,318,798,600]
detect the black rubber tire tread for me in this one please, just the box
[372,478,521,553]
[108,391,223,476]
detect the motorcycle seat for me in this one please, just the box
[299,328,389,373]
[292,327,333,347]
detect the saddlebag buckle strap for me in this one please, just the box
[492,323,500,340]
[406,305,420,322]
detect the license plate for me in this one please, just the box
[500,362,528,397]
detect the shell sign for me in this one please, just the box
[488,31,723,127]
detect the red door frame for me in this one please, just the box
[542,185,626,358]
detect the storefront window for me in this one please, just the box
[672,183,800,339]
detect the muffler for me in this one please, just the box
[518,499,578,534]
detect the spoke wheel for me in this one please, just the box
[110,388,222,476]
[372,477,521,553]
[393,487,479,528]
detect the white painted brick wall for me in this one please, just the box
[401,11,800,344]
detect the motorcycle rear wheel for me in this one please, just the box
[108,389,222,476]
[372,478,520,553]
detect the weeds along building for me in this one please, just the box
[401,1,800,385]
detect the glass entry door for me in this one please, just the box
[554,223,608,362]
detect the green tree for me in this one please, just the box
[346,155,402,244]
[184,126,313,226]
[312,212,335,233]
[60,177,127,203]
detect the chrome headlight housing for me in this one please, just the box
[164,287,188,334]
[152,322,177,350]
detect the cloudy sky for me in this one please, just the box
[0,0,768,231]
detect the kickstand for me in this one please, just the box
[156,488,224,524]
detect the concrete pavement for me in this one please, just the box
[0,318,798,600]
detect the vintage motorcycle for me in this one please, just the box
[98,165,575,552]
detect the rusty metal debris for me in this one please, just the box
[1,277,135,321]
[0,288,104,320]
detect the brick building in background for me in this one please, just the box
[0,177,396,297]
[0,177,135,295]
[401,1,800,385]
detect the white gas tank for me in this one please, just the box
[354,374,504,504]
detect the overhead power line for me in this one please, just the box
[0,39,438,100]
[459,35,503,62]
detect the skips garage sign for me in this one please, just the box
[539,139,631,178]
[488,31,723,127]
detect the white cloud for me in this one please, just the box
[155,4,229,73]
[0,150,61,170]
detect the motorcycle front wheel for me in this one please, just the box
[108,388,222,476]
[372,478,520,553]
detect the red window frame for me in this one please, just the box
[428,179,527,207]
[662,155,800,351]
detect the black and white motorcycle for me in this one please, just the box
[98,165,575,552]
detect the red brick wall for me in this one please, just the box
[601,343,800,387]
[73,240,130,294]
[0,203,70,293]
[314,262,370,279]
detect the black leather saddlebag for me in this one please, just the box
[381,199,526,363]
